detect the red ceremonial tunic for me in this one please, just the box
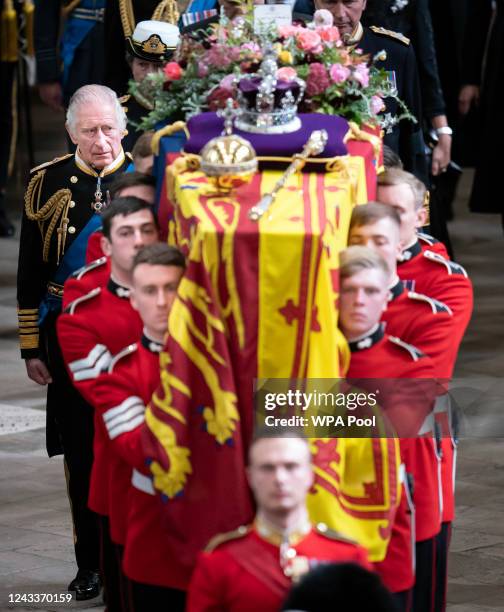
[382,279,454,381]
[399,241,472,524]
[417,232,449,259]
[86,229,105,263]
[57,278,142,523]
[187,523,372,612]
[62,256,111,308]
[398,240,473,348]
[93,335,186,588]
[346,325,437,593]
[382,280,458,528]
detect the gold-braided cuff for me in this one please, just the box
[18,308,39,350]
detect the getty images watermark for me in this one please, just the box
[252,377,504,439]
[261,388,380,429]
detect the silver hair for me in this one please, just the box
[66,84,127,133]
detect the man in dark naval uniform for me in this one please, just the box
[313,0,428,184]
[34,0,106,111]
[17,84,131,600]
[121,19,180,152]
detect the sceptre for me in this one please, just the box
[248,129,328,222]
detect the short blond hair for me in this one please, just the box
[339,246,390,281]
[377,168,427,211]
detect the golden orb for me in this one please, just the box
[200,133,258,193]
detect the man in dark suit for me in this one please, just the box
[313,0,428,184]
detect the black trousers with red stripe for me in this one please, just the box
[392,589,413,612]
[98,516,125,612]
[413,537,437,612]
[45,314,100,572]
[434,522,452,612]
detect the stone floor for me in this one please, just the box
[0,100,503,610]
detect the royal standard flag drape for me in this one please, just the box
[141,130,398,586]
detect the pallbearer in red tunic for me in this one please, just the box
[187,435,372,612]
[57,197,159,609]
[376,168,473,350]
[348,205,459,607]
[348,202,455,378]
[93,243,186,612]
[338,247,437,612]
[377,169,473,610]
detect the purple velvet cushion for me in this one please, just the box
[184,112,349,161]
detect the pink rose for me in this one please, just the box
[305,62,330,97]
[278,25,301,38]
[319,27,341,43]
[205,45,233,69]
[296,29,322,53]
[370,95,385,114]
[277,67,297,81]
[329,63,350,84]
[313,9,334,28]
[197,62,209,78]
[241,42,261,54]
[220,74,236,91]
[164,62,183,81]
[352,63,370,87]
[228,46,242,62]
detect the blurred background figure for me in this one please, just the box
[459,1,503,229]
[0,0,20,236]
[187,433,371,612]
[429,0,472,227]
[35,0,105,113]
[363,0,455,255]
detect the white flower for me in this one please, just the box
[391,0,409,14]
[313,9,334,28]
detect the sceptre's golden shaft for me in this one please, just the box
[248,129,328,222]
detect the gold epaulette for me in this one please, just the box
[370,26,410,46]
[30,153,73,174]
[108,343,138,373]
[315,522,359,545]
[205,525,251,552]
[119,94,131,105]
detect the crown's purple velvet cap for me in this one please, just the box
[238,77,302,108]
[184,112,349,164]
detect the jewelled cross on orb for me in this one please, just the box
[218,97,238,136]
